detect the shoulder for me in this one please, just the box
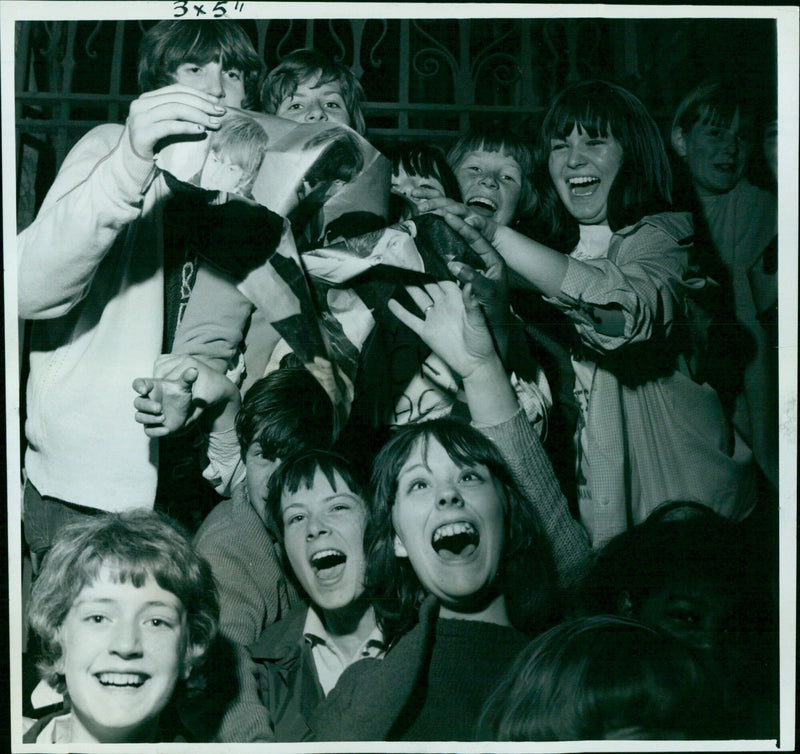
[194,494,260,541]
[618,212,693,245]
[251,605,308,659]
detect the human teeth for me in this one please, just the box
[433,522,477,542]
[311,549,346,569]
[467,197,497,210]
[567,176,599,185]
[96,672,146,687]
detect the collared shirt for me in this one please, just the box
[302,605,385,696]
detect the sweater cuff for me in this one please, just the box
[112,126,159,200]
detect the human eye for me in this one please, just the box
[407,479,429,493]
[224,69,242,81]
[181,64,203,75]
[286,102,303,111]
[84,613,110,625]
[285,511,305,526]
[459,468,485,484]
[665,605,702,626]
[550,140,568,151]
[325,100,342,110]
[145,616,175,630]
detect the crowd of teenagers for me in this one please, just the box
[18,19,779,744]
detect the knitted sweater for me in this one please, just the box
[18,123,167,510]
[309,596,528,741]
[193,482,300,647]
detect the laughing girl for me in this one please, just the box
[444,80,755,548]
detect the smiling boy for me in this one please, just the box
[249,450,384,741]
[24,510,218,744]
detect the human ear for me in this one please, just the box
[393,533,409,558]
[671,127,688,158]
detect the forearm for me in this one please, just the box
[478,410,590,587]
[462,354,519,426]
[493,225,568,298]
[18,124,158,319]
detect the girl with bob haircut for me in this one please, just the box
[441,79,755,548]
[477,615,721,741]
[138,19,264,109]
[25,510,218,744]
[260,48,367,136]
[388,142,462,222]
[533,79,672,251]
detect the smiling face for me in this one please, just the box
[281,467,368,614]
[454,149,523,227]
[172,60,245,108]
[276,74,351,128]
[679,109,751,197]
[391,165,447,218]
[549,124,624,226]
[58,565,189,743]
[391,436,506,610]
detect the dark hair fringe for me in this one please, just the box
[364,417,559,645]
[137,20,264,108]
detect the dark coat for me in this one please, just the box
[250,606,324,742]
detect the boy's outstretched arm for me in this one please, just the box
[133,354,241,438]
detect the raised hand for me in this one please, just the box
[127,83,228,160]
[388,280,496,381]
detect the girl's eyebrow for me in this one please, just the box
[398,462,430,478]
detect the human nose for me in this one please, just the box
[304,101,327,123]
[306,512,330,540]
[479,171,499,189]
[567,144,587,167]
[436,483,464,509]
[108,620,143,659]
[200,63,225,99]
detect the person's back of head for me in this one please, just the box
[477,615,721,741]
[235,367,335,461]
[576,502,777,736]
[137,19,263,108]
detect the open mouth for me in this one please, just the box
[466,196,497,217]
[310,549,347,578]
[95,672,148,688]
[567,176,600,196]
[432,521,479,560]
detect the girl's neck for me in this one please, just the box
[320,600,378,660]
[439,592,510,626]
